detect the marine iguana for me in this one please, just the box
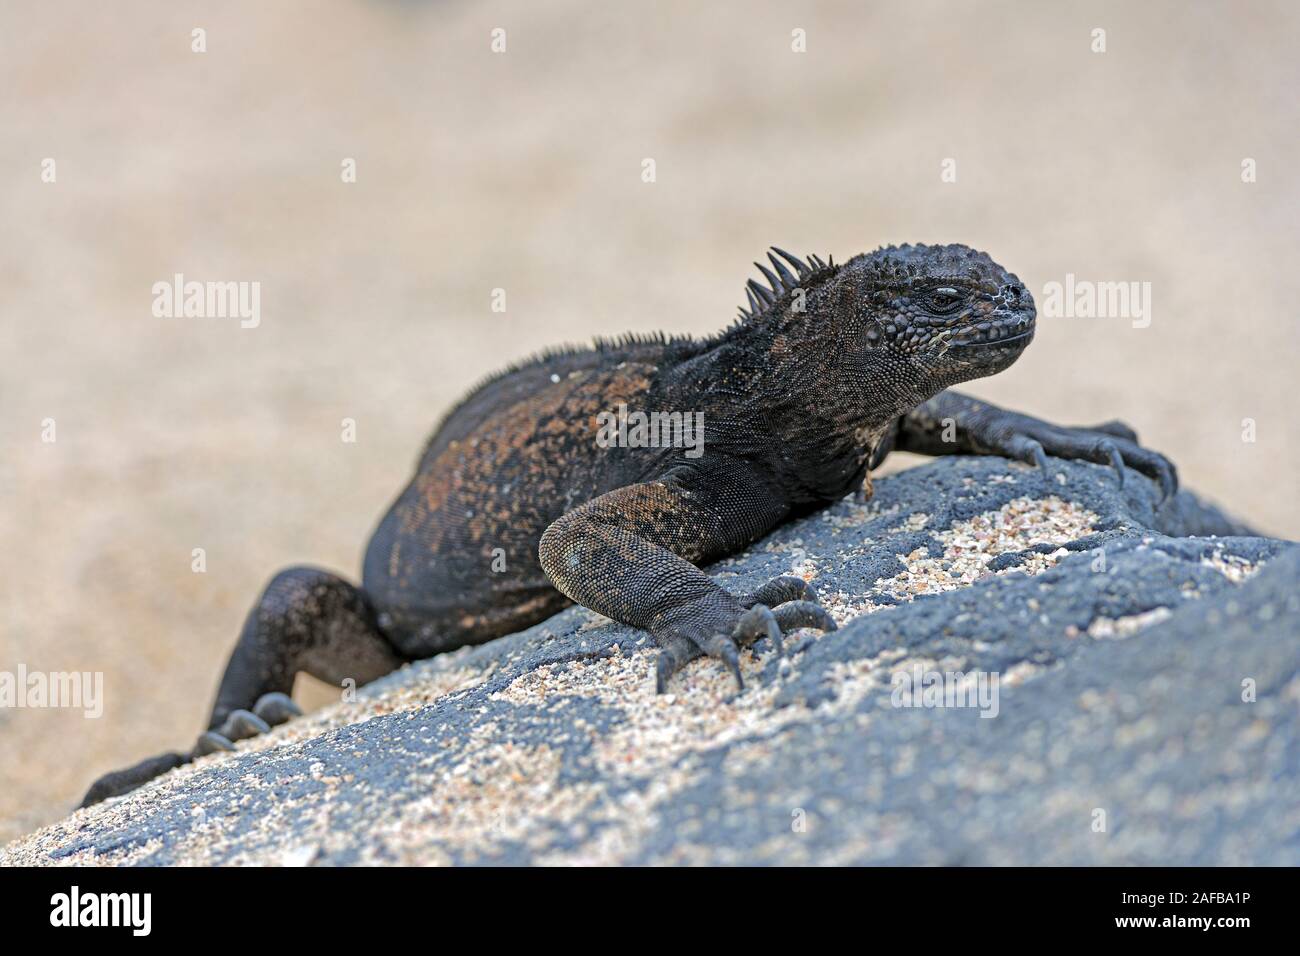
[81,243,1177,806]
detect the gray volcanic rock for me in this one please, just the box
[4,456,1297,866]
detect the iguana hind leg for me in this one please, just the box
[207,566,404,728]
[80,567,405,807]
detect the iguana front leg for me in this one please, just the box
[893,390,1178,499]
[539,462,836,692]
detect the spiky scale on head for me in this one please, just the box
[736,247,838,321]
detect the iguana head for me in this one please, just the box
[738,243,1035,412]
[845,243,1035,381]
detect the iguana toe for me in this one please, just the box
[1096,439,1126,487]
[192,731,235,757]
[79,751,189,808]
[653,633,703,694]
[1086,419,1140,443]
[740,575,818,609]
[733,604,784,653]
[252,692,302,727]
[772,601,837,634]
[215,709,271,742]
[702,634,745,690]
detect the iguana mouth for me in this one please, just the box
[950,327,1034,348]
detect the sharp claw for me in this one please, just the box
[253,692,302,726]
[192,731,235,757]
[653,634,700,693]
[710,637,744,690]
[1157,466,1177,505]
[1099,441,1125,488]
[1019,439,1050,473]
[1127,451,1177,506]
[757,613,783,654]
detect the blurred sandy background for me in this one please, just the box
[2,0,1297,844]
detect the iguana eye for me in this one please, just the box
[925,288,963,314]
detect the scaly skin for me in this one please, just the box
[81,243,1177,806]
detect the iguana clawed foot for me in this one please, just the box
[79,692,302,808]
[962,410,1179,503]
[653,575,837,694]
[194,693,299,753]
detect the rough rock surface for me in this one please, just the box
[5,456,1297,866]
